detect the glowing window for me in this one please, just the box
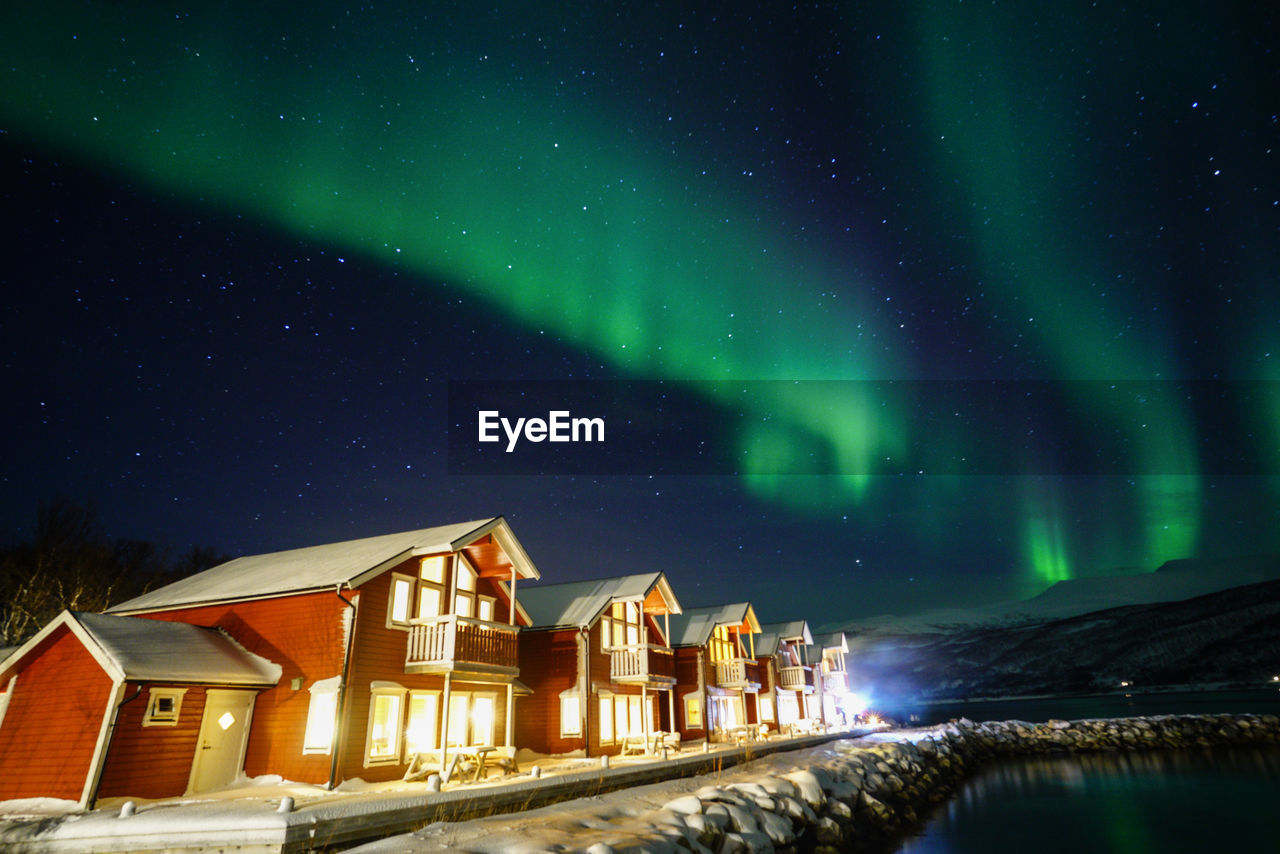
[303,679,339,754]
[598,695,614,743]
[684,694,702,729]
[405,692,439,756]
[365,686,406,765]
[560,693,581,737]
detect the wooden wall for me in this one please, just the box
[0,625,114,802]
[96,684,208,800]
[138,590,348,784]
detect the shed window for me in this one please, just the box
[143,688,187,727]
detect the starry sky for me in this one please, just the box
[1,1,1278,627]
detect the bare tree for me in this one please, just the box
[0,499,225,646]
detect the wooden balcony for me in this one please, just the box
[714,658,761,690]
[405,615,519,676]
[822,669,848,694]
[609,644,676,685]
[777,664,815,693]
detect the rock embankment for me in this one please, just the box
[546,714,1280,854]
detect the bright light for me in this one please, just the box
[840,692,870,717]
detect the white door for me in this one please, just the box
[189,689,255,793]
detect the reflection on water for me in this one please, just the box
[900,688,1280,727]
[896,746,1280,853]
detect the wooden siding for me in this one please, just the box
[340,563,517,783]
[137,590,347,784]
[513,628,579,755]
[96,684,208,800]
[0,626,114,802]
[672,646,705,740]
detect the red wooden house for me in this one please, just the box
[808,630,851,727]
[0,611,280,807]
[0,518,540,806]
[666,603,762,743]
[754,620,817,734]
[514,572,681,757]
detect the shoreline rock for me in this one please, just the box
[471,713,1280,854]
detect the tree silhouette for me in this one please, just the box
[0,498,226,646]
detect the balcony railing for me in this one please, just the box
[714,657,760,689]
[406,615,519,674]
[777,665,814,692]
[609,643,676,684]
[822,670,848,694]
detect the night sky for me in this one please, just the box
[2,1,1278,627]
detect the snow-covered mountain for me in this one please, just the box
[840,573,1280,707]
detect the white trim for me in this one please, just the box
[363,683,408,767]
[142,687,189,727]
[1,611,125,683]
[109,586,363,616]
[81,678,127,808]
[0,675,15,731]
[302,678,341,754]
[187,689,256,795]
[558,689,582,738]
[386,572,417,630]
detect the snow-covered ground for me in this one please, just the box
[0,730,879,852]
[349,730,911,853]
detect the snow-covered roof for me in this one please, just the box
[758,620,813,646]
[812,631,848,653]
[667,602,761,647]
[519,572,680,629]
[109,517,539,613]
[754,631,782,657]
[0,611,281,686]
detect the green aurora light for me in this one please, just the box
[4,2,1268,595]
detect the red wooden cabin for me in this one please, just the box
[514,572,681,757]
[0,517,541,805]
[0,611,280,807]
[754,620,818,734]
[666,603,762,743]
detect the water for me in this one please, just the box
[896,745,1280,854]
[893,688,1280,727]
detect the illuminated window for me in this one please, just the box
[364,684,406,765]
[454,557,478,618]
[709,626,737,663]
[683,693,702,729]
[405,691,439,756]
[388,555,453,628]
[302,679,339,753]
[598,694,614,743]
[477,596,496,622]
[444,692,496,747]
[559,691,582,738]
[602,601,643,650]
[142,687,187,727]
[760,695,775,722]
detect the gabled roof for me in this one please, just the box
[519,572,681,630]
[667,602,761,647]
[754,631,783,657]
[0,611,281,686]
[812,631,848,653]
[108,517,539,613]
[758,620,814,646]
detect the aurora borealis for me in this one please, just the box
[2,1,1277,623]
